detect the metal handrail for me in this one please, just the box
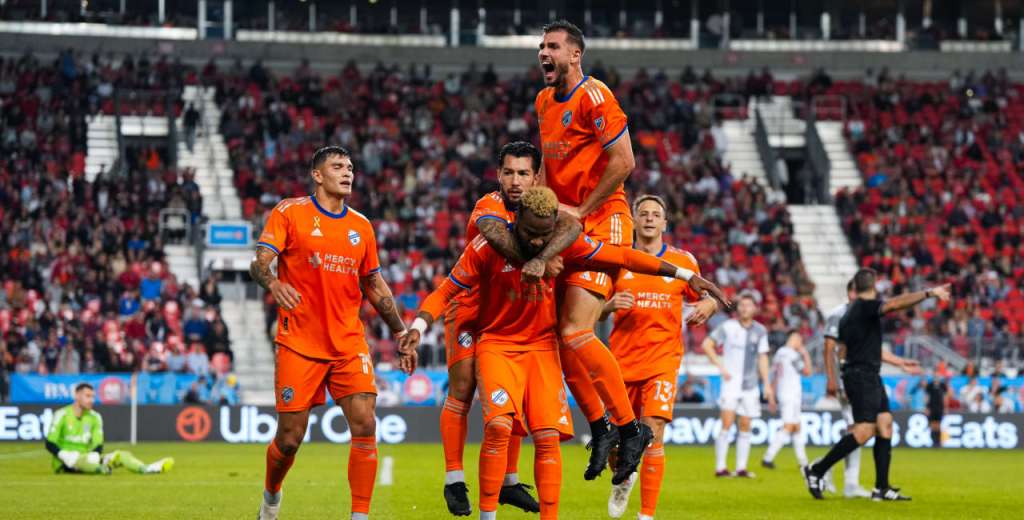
[753,107,781,190]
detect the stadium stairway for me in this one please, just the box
[720,120,769,186]
[221,297,276,405]
[815,121,863,195]
[755,96,806,148]
[787,205,859,312]
[177,86,241,220]
[85,115,117,182]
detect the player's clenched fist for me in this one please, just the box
[268,280,302,310]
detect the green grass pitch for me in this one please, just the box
[1,442,1021,519]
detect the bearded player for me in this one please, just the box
[251,146,417,520]
[602,195,720,519]
[440,142,553,516]
[402,187,729,520]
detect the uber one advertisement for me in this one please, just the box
[2,404,1020,450]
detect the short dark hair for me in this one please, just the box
[498,141,541,173]
[847,279,856,292]
[738,291,760,305]
[543,19,585,53]
[75,383,94,393]
[853,268,877,293]
[633,194,668,214]
[310,146,351,170]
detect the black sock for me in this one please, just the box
[617,419,642,440]
[811,434,860,476]
[874,437,892,490]
[931,429,941,448]
[589,415,611,438]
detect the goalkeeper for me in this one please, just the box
[44,382,174,475]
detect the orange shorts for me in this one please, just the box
[475,345,574,440]
[626,371,679,422]
[563,210,634,299]
[444,298,478,369]
[274,344,376,412]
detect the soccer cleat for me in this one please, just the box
[802,466,825,499]
[585,429,620,480]
[734,469,756,479]
[158,457,175,473]
[714,469,732,478]
[612,423,653,485]
[607,471,638,518]
[443,482,472,516]
[499,483,540,513]
[872,487,911,501]
[845,486,872,499]
[102,451,121,468]
[760,459,775,470]
[258,491,281,520]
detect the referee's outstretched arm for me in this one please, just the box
[880,284,951,314]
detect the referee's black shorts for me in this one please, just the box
[841,367,890,424]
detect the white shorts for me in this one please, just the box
[841,403,854,425]
[779,399,801,424]
[719,388,761,418]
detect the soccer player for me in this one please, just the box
[761,330,812,470]
[401,186,728,520]
[440,142,548,516]
[536,18,646,485]
[44,383,173,475]
[700,292,775,478]
[803,269,949,501]
[602,195,720,520]
[251,146,417,520]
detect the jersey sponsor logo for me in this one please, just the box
[311,216,323,237]
[561,110,573,127]
[491,388,509,406]
[281,386,295,404]
[348,230,361,245]
[595,115,605,131]
[458,332,474,349]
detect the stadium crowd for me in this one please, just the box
[208,59,820,368]
[0,52,233,404]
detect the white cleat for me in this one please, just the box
[608,471,638,518]
[258,491,281,520]
[845,486,872,499]
[823,470,837,494]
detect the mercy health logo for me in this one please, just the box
[214,406,408,444]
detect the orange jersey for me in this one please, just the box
[536,76,629,210]
[608,245,702,382]
[257,196,381,360]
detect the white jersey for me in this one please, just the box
[824,302,848,393]
[772,346,805,401]
[709,318,769,395]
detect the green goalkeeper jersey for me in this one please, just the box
[46,405,104,470]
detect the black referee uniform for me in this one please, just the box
[837,298,889,424]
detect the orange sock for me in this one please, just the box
[479,416,513,513]
[505,434,522,482]
[265,440,296,494]
[558,343,606,422]
[640,442,666,517]
[562,330,635,426]
[440,396,470,474]
[533,429,562,520]
[348,436,378,515]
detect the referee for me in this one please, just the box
[803,268,950,501]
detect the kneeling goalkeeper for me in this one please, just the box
[45,382,173,475]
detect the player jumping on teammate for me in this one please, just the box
[252,146,417,520]
[602,194,720,520]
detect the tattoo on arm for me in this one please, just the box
[477,219,527,262]
[362,272,406,334]
[536,215,582,261]
[250,247,277,291]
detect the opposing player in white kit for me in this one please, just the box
[701,292,774,478]
[761,330,812,469]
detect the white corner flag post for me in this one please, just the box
[379,455,394,486]
[130,373,138,446]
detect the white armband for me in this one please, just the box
[410,317,428,335]
[675,267,695,281]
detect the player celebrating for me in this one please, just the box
[402,187,729,520]
[45,383,173,475]
[251,146,417,520]
[536,18,647,485]
[804,269,945,501]
[761,330,812,470]
[701,292,774,478]
[440,142,548,516]
[602,195,720,520]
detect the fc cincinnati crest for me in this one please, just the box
[348,230,361,245]
[491,388,509,406]
[458,332,474,349]
[281,386,294,404]
[561,110,573,127]
[595,116,605,131]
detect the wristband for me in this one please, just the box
[675,267,695,281]
[410,317,428,335]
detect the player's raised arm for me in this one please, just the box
[881,348,923,375]
[521,212,582,282]
[880,283,951,314]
